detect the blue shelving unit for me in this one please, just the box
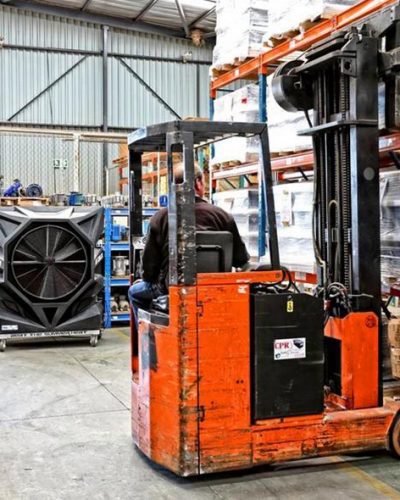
[103,207,129,328]
[103,206,158,328]
[111,243,130,251]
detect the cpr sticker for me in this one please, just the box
[274,338,306,360]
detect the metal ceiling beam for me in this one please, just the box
[134,0,159,21]
[0,122,133,132]
[80,0,93,11]
[3,43,213,64]
[174,0,190,37]
[189,5,215,28]
[3,0,185,39]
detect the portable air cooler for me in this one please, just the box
[0,206,104,349]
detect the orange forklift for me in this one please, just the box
[128,11,400,477]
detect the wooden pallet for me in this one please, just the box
[211,64,234,79]
[0,196,50,207]
[384,379,400,398]
[211,55,258,79]
[263,15,327,48]
[183,117,210,122]
[271,147,312,157]
[233,55,257,67]
[212,154,259,170]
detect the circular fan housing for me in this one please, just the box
[11,224,88,300]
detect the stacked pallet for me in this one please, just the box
[262,0,358,48]
[381,171,400,293]
[211,84,260,166]
[212,0,269,71]
[0,197,50,207]
[267,75,313,154]
[211,1,360,75]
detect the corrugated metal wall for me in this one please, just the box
[0,5,212,127]
[0,5,212,194]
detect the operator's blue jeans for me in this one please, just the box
[128,280,163,332]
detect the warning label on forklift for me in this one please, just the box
[274,338,306,360]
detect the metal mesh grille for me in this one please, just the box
[11,224,87,300]
[0,129,126,196]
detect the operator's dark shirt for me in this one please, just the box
[141,196,249,290]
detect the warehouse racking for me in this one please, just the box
[209,0,400,293]
[103,206,157,328]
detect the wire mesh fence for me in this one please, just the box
[0,128,127,197]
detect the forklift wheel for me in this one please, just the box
[90,335,98,347]
[389,413,400,459]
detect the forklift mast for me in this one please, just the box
[272,2,400,406]
[272,3,400,304]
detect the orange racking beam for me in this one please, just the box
[210,0,398,95]
[270,132,400,172]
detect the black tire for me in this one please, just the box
[389,413,400,459]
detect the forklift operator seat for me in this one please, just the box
[196,231,233,274]
[149,231,233,317]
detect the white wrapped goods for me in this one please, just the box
[267,75,386,153]
[213,189,260,257]
[381,171,400,292]
[212,84,260,165]
[213,0,269,69]
[267,75,312,153]
[212,171,400,286]
[263,0,358,43]
[274,182,315,272]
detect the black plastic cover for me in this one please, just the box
[252,292,324,420]
[0,206,104,335]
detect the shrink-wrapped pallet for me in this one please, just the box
[381,171,400,292]
[212,0,269,69]
[267,77,386,153]
[263,0,357,43]
[274,182,315,272]
[211,84,260,165]
[267,75,313,153]
[211,172,400,285]
[213,189,260,257]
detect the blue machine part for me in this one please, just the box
[111,224,127,242]
[3,180,22,197]
[68,192,84,206]
[25,183,43,197]
[159,195,168,207]
[143,219,150,235]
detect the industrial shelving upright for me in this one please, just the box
[209,0,400,267]
[103,206,157,328]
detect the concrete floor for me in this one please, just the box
[1,329,400,500]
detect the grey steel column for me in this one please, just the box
[102,25,109,195]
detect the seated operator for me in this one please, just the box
[128,163,250,329]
